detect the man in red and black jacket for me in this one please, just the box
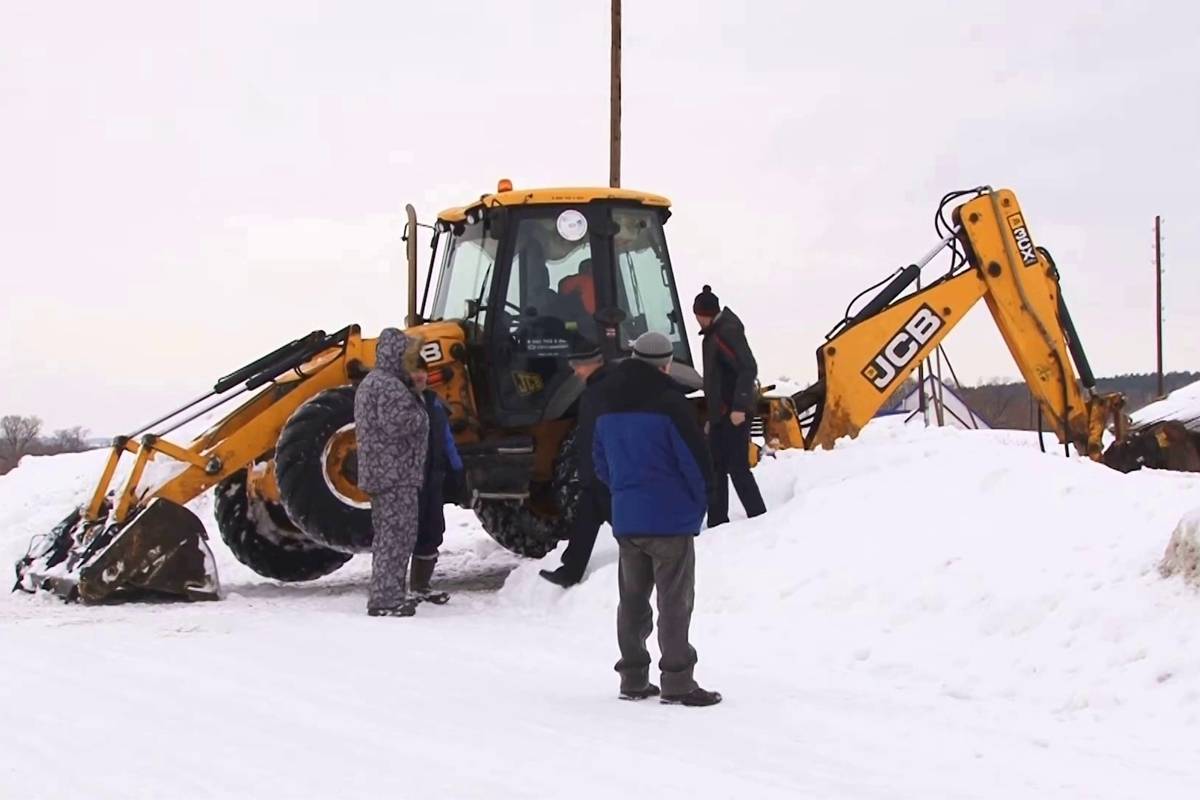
[693,284,767,526]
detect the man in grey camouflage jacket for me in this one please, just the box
[355,327,429,616]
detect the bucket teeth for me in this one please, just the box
[14,498,220,603]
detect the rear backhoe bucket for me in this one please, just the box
[14,498,220,604]
[1102,421,1200,474]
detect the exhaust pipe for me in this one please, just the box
[405,203,419,327]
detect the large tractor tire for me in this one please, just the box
[214,469,352,581]
[275,386,374,553]
[474,428,583,558]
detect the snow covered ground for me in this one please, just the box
[3,421,1200,799]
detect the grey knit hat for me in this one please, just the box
[632,331,674,368]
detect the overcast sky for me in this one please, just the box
[2,0,1198,433]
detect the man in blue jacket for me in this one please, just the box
[592,332,722,707]
[410,356,465,604]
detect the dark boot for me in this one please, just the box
[661,687,722,707]
[367,596,419,617]
[619,683,660,701]
[539,567,581,587]
[410,557,450,604]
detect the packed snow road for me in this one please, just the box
[3,422,1200,799]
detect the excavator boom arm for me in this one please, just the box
[806,269,986,449]
[960,190,1102,454]
[803,188,1116,457]
[97,327,370,524]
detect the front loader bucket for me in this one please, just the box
[14,498,220,604]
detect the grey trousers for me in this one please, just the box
[615,535,699,696]
[368,486,419,611]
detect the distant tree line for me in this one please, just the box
[879,377,918,412]
[957,371,1200,431]
[0,415,99,476]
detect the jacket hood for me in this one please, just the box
[609,357,674,396]
[586,362,613,386]
[375,328,410,378]
[708,307,744,334]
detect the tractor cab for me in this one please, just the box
[421,183,698,427]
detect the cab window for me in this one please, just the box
[431,219,499,328]
[612,207,689,362]
[491,208,597,416]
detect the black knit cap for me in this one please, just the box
[693,284,720,315]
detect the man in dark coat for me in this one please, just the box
[410,356,464,604]
[540,341,612,587]
[355,328,429,617]
[592,331,722,707]
[693,284,767,526]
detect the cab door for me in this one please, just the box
[486,205,607,426]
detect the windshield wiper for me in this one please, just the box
[626,254,644,315]
[473,261,494,317]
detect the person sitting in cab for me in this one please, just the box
[559,258,596,316]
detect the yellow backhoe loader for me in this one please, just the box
[13,183,1198,604]
[15,182,707,602]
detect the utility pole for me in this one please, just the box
[1155,215,1164,398]
[609,0,621,188]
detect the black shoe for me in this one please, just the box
[367,597,419,617]
[661,687,722,707]
[619,684,661,701]
[414,589,450,605]
[539,568,580,588]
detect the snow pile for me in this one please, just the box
[1161,507,1200,588]
[1133,378,1200,431]
[1,450,110,565]
[506,423,1200,712]
[3,425,1200,798]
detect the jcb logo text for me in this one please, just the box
[861,305,944,392]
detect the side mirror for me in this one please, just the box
[486,207,509,239]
